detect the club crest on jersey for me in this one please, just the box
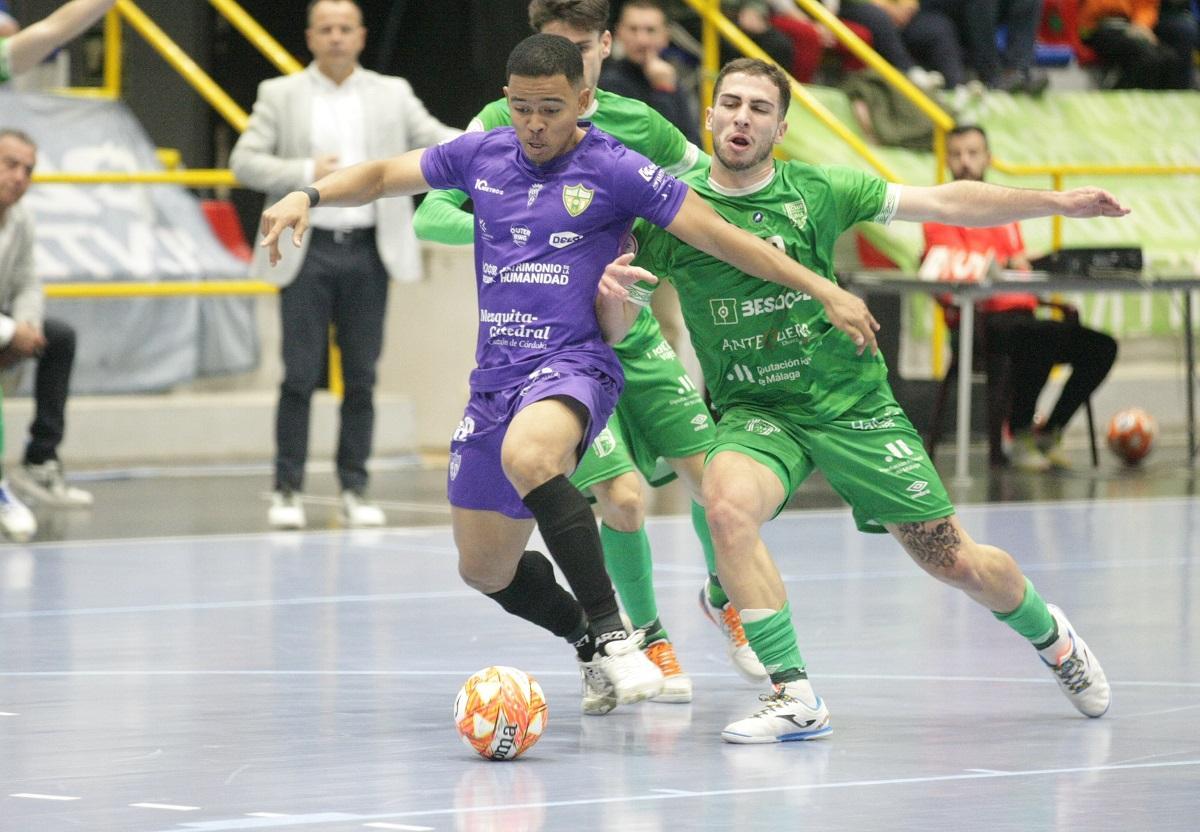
[783,198,809,230]
[562,183,594,217]
[745,418,781,437]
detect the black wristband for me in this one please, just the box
[299,186,321,207]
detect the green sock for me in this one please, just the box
[691,501,728,607]
[741,603,805,682]
[992,577,1057,646]
[600,524,659,631]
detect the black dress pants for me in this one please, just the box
[274,228,389,494]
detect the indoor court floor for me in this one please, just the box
[2,450,1198,831]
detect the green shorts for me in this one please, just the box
[571,334,715,492]
[708,385,954,533]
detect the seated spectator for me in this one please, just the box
[838,0,958,89]
[922,0,1049,93]
[923,126,1118,471]
[0,130,92,521]
[1080,0,1198,89]
[721,0,796,74]
[601,0,702,144]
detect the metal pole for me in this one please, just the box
[954,299,974,484]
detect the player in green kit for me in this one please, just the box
[413,0,768,710]
[627,58,1128,743]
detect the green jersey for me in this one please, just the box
[631,160,901,424]
[0,38,11,84]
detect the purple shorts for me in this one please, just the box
[447,360,622,519]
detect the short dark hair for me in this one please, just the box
[714,58,791,116]
[306,0,363,26]
[528,0,610,35]
[506,33,586,87]
[620,0,666,18]
[947,124,988,146]
[0,129,37,150]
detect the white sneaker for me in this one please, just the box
[906,65,945,92]
[577,656,618,716]
[596,631,664,705]
[15,460,93,507]
[0,479,37,542]
[644,637,693,704]
[699,582,769,683]
[1040,605,1111,718]
[268,491,306,530]
[721,680,833,744]
[341,490,385,527]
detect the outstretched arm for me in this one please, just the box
[258,148,431,265]
[664,190,880,354]
[895,181,1129,226]
[412,187,474,245]
[7,0,116,75]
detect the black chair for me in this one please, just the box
[924,300,1099,468]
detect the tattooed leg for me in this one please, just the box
[887,515,1026,610]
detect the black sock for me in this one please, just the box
[485,550,585,639]
[522,475,621,632]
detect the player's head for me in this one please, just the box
[0,129,36,214]
[708,59,790,174]
[528,0,612,92]
[505,33,592,165]
[306,0,366,80]
[615,1,670,66]
[946,125,991,182]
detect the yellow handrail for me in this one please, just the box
[33,170,239,186]
[683,0,900,182]
[116,0,249,133]
[207,0,304,76]
[104,6,122,98]
[44,281,276,299]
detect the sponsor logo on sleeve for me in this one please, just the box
[691,413,711,431]
[638,163,659,181]
[549,231,583,249]
[477,217,493,241]
[562,183,594,217]
[474,178,505,195]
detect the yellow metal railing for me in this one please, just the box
[208,0,304,76]
[44,281,276,299]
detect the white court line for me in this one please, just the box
[9,793,80,801]
[247,814,291,819]
[0,711,18,716]
[5,554,1196,622]
[138,758,1200,832]
[131,802,201,811]
[363,824,435,831]
[1,668,1198,688]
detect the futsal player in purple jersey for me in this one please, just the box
[259,33,881,712]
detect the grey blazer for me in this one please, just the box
[230,65,459,286]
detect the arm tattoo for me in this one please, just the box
[895,519,960,570]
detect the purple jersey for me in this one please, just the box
[419,126,689,392]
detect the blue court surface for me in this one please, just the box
[2,496,1198,831]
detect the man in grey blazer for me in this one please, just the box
[231,0,458,530]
